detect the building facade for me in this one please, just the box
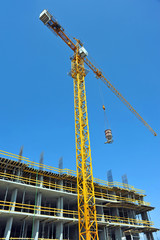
[0,155,158,240]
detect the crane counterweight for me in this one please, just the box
[39,9,52,25]
[79,46,88,58]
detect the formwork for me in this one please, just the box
[0,150,158,240]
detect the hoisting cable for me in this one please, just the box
[87,53,109,129]
[102,104,110,130]
[97,79,113,144]
[97,80,110,128]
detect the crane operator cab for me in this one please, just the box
[105,129,113,144]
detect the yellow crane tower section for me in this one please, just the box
[39,9,157,240]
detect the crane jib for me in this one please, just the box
[83,58,157,136]
[39,9,157,136]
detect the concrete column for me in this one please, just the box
[112,207,119,216]
[96,204,105,222]
[3,186,8,209]
[17,146,24,182]
[74,225,78,240]
[3,188,18,240]
[115,227,123,240]
[10,188,18,211]
[106,226,111,240]
[128,209,140,240]
[49,176,51,189]
[109,187,124,240]
[3,217,13,240]
[99,227,107,240]
[3,166,7,180]
[141,212,154,240]
[27,200,30,213]
[38,152,44,187]
[21,220,26,238]
[112,206,123,240]
[67,224,70,240]
[31,190,42,240]
[141,212,149,221]
[24,223,28,238]
[57,196,63,217]
[41,222,45,238]
[21,190,26,212]
[51,223,54,239]
[57,176,63,212]
[47,224,51,238]
[145,233,154,240]
[17,169,22,182]
[32,219,40,240]
[58,179,63,191]
[132,209,140,240]
[18,146,23,163]
[36,192,42,214]
[132,209,136,219]
[56,196,63,240]
[56,222,63,240]
[128,209,134,225]
[49,203,51,215]
[38,174,43,187]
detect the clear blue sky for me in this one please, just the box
[0,0,160,236]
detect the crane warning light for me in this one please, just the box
[79,46,88,58]
[39,10,52,25]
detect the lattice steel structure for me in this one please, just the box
[71,45,99,240]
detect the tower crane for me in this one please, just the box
[39,10,157,240]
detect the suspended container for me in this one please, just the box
[104,129,113,144]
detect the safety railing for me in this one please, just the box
[94,178,145,194]
[95,191,150,206]
[0,171,150,206]
[0,200,153,227]
[96,213,153,227]
[0,200,78,219]
[0,150,145,194]
[0,239,69,240]
[0,171,77,194]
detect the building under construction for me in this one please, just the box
[0,5,158,240]
[0,151,158,240]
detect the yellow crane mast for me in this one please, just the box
[71,42,98,240]
[39,9,157,240]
